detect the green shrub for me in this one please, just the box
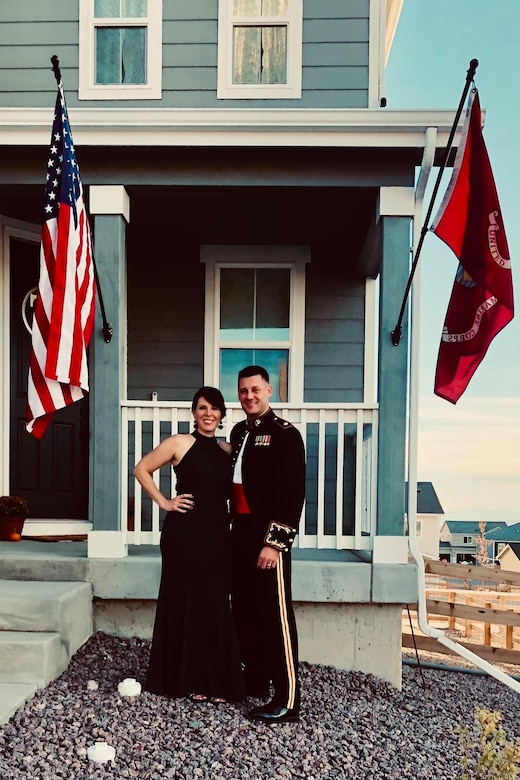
[456,707,520,779]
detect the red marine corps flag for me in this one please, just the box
[26,80,96,438]
[431,88,514,404]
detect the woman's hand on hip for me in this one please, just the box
[163,493,194,513]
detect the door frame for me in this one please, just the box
[0,216,41,496]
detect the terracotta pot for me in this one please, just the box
[0,516,25,542]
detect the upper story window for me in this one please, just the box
[217,0,303,100]
[79,0,162,100]
[463,536,473,544]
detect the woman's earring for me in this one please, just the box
[218,422,224,430]
[193,421,198,429]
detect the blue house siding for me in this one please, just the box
[302,0,369,107]
[127,241,205,402]
[0,0,77,106]
[0,0,370,110]
[304,268,365,403]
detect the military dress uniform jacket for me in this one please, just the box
[230,409,306,553]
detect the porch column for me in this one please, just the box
[374,187,414,564]
[87,186,129,559]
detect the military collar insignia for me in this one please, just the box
[247,416,265,430]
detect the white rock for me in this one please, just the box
[87,741,116,764]
[117,677,142,697]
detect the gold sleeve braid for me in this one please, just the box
[264,521,297,553]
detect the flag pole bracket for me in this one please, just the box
[390,326,401,347]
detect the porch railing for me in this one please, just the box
[122,401,378,551]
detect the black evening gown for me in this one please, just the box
[145,431,245,701]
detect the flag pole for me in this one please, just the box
[390,58,479,347]
[50,55,113,344]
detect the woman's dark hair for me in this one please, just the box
[191,386,227,418]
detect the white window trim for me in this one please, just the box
[201,245,309,402]
[78,0,163,101]
[217,0,303,100]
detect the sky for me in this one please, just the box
[385,1,520,524]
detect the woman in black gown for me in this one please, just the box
[133,387,245,704]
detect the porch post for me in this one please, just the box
[87,186,129,559]
[374,187,414,564]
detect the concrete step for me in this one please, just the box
[0,580,93,656]
[0,631,69,686]
[0,579,94,723]
[0,540,88,583]
[0,682,37,725]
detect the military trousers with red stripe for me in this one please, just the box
[231,514,299,711]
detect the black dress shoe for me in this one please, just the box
[248,702,299,724]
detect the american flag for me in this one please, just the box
[26,83,96,438]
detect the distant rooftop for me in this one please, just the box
[485,522,520,542]
[405,482,444,515]
[444,520,506,535]
[498,542,520,561]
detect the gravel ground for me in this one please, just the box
[1,632,520,779]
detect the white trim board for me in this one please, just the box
[23,520,93,537]
[0,108,464,149]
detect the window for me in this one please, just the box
[217,0,303,99]
[79,0,162,100]
[201,245,309,403]
[463,536,473,544]
[220,267,291,401]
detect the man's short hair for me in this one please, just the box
[238,365,270,383]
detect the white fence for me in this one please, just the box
[122,401,378,551]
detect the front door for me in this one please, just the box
[9,232,89,518]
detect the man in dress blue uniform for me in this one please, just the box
[230,365,306,724]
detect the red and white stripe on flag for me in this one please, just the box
[431,89,514,404]
[26,84,96,439]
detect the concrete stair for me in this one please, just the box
[0,580,93,724]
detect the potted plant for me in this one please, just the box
[0,496,29,541]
